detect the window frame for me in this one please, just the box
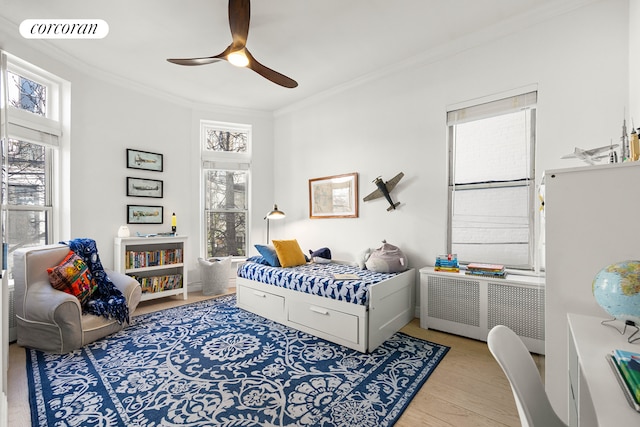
[446,91,537,270]
[200,120,251,259]
[1,51,65,275]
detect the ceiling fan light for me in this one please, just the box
[228,50,249,67]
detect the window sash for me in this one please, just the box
[447,93,536,269]
[202,168,248,258]
[201,121,251,163]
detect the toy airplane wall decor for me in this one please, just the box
[561,143,619,165]
[363,172,404,211]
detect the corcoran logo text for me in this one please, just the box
[20,19,109,39]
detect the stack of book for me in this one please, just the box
[434,254,459,272]
[608,349,640,411]
[465,263,506,279]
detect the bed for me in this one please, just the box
[235,259,415,352]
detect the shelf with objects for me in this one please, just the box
[114,236,188,301]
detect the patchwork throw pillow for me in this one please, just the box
[254,244,281,267]
[47,250,97,305]
[272,239,307,268]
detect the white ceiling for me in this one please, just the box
[1,0,587,112]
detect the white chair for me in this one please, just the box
[198,257,231,296]
[487,325,567,427]
[13,244,142,353]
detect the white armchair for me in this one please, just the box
[13,244,142,353]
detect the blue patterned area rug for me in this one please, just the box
[26,294,449,427]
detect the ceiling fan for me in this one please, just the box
[167,0,298,88]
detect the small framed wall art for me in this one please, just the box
[126,149,163,172]
[309,172,359,219]
[127,177,163,198]
[127,205,163,224]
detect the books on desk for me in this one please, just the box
[607,349,640,412]
[465,263,506,279]
[434,254,459,272]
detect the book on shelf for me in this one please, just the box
[465,262,506,278]
[607,349,640,412]
[436,254,458,262]
[466,263,505,272]
[465,270,507,278]
[434,266,460,272]
[434,253,459,272]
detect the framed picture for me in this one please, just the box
[127,149,163,172]
[127,205,163,224]
[309,172,359,219]
[127,177,163,198]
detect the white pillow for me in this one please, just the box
[355,248,373,269]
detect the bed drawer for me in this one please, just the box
[237,285,285,322]
[288,301,359,344]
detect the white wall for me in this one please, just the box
[273,0,628,268]
[630,0,640,121]
[0,25,275,284]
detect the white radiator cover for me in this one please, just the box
[420,267,545,354]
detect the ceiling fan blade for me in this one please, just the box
[167,56,222,66]
[228,0,250,48]
[245,48,298,88]
[167,45,232,66]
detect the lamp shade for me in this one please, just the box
[266,204,285,219]
[265,204,285,244]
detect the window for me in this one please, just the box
[447,91,537,269]
[1,51,63,275]
[201,121,250,258]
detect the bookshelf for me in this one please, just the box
[114,236,188,301]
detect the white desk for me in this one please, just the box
[567,313,640,426]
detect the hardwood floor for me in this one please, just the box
[8,290,539,426]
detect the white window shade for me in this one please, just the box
[7,122,58,147]
[447,91,537,126]
[453,111,530,184]
[7,103,61,147]
[202,160,249,170]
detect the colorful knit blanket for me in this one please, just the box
[63,238,130,324]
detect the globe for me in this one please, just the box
[592,260,640,325]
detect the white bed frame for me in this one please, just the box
[236,267,415,352]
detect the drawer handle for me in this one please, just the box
[310,306,329,315]
[252,291,267,298]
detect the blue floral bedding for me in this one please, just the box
[237,260,399,305]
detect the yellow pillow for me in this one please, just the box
[272,239,307,268]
